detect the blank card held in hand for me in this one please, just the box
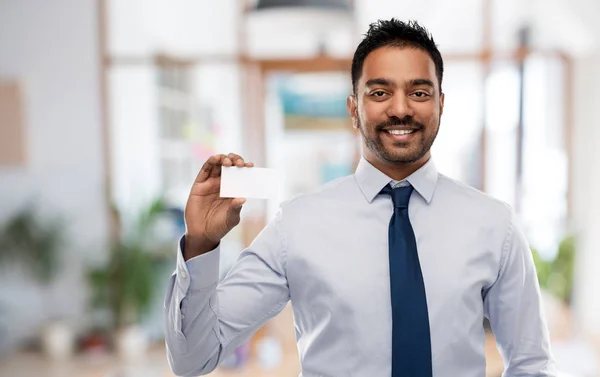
[220,166,280,200]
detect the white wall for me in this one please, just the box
[106,1,245,214]
[108,65,162,221]
[0,0,108,346]
[193,63,243,156]
[571,52,600,337]
[107,0,239,57]
[355,0,595,56]
[355,0,484,53]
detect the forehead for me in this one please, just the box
[360,46,438,88]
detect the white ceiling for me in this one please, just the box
[354,0,598,56]
[107,0,599,59]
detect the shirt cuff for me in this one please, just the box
[176,235,221,292]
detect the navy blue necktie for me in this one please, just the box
[381,184,432,377]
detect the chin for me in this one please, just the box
[381,149,425,164]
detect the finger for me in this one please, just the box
[209,155,227,178]
[195,154,225,183]
[245,162,254,167]
[192,176,221,196]
[227,153,246,167]
[223,157,233,167]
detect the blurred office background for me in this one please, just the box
[0,0,599,376]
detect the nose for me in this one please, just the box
[387,92,415,119]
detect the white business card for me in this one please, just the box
[220,166,280,200]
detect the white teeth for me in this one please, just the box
[387,129,415,135]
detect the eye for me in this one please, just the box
[370,91,388,98]
[411,91,430,98]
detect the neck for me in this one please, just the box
[365,152,431,181]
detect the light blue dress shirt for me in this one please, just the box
[164,157,556,377]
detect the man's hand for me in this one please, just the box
[183,153,253,260]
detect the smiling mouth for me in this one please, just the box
[381,128,420,143]
[385,129,417,135]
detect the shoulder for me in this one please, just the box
[436,173,514,226]
[435,174,523,265]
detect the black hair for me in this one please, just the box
[351,19,444,95]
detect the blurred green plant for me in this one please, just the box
[86,199,167,330]
[532,234,576,305]
[0,205,65,284]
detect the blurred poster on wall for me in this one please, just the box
[266,72,359,204]
[276,72,352,132]
[0,81,27,167]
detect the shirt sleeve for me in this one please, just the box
[483,209,557,376]
[163,210,290,377]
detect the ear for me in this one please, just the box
[439,92,445,117]
[347,95,358,129]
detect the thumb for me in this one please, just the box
[230,198,246,210]
[226,198,245,227]
[227,198,246,218]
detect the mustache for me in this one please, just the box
[375,116,425,132]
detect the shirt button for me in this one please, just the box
[181,271,187,279]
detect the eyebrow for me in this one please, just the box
[365,78,395,88]
[409,78,435,88]
[365,78,435,89]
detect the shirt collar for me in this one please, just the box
[354,156,439,204]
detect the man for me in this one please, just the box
[164,19,556,377]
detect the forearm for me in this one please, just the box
[164,246,224,376]
[164,214,291,376]
[495,284,555,377]
[484,211,556,376]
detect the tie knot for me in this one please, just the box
[381,184,413,208]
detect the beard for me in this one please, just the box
[358,115,439,164]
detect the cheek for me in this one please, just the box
[414,103,439,127]
[359,102,387,127]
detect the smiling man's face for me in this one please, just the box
[348,46,444,167]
